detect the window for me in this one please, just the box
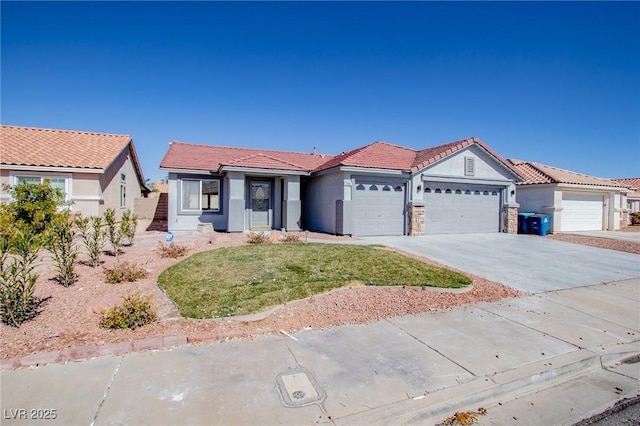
[181,179,220,212]
[425,188,431,193]
[369,184,378,191]
[356,184,366,190]
[120,184,127,207]
[465,189,471,194]
[16,175,66,194]
[445,189,452,194]
[382,185,391,191]
[474,190,481,195]
[464,157,475,176]
[394,186,403,192]
[120,173,127,183]
[483,190,489,195]
[455,189,462,194]
[435,188,442,193]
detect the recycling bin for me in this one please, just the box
[528,214,550,236]
[517,212,535,234]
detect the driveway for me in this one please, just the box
[362,233,640,293]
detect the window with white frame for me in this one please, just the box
[120,173,127,208]
[181,179,220,212]
[15,175,67,194]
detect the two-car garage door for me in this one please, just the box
[424,185,501,234]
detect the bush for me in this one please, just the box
[247,231,269,244]
[0,232,41,327]
[46,213,79,287]
[76,216,105,267]
[103,262,148,284]
[119,209,138,246]
[103,208,123,258]
[631,212,640,225]
[98,293,157,329]
[157,242,188,258]
[2,182,65,236]
[282,233,301,243]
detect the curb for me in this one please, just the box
[0,329,246,371]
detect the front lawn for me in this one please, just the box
[157,243,471,318]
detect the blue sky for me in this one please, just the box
[2,1,639,182]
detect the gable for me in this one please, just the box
[416,144,520,181]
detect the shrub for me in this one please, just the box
[103,208,123,258]
[76,216,105,267]
[631,212,640,225]
[247,231,269,244]
[3,181,65,236]
[282,233,301,243]
[46,213,79,287]
[103,262,148,284]
[0,231,41,327]
[98,293,157,329]
[119,209,138,246]
[157,242,188,258]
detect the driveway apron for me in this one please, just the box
[363,233,640,293]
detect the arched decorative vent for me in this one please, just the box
[356,184,366,190]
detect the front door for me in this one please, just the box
[250,181,271,229]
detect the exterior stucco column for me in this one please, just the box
[283,176,301,231]
[227,172,245,232]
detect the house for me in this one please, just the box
[507,159,630,232]
[0,125,149,218]
[159,137,523,236]
[612,178,640,219]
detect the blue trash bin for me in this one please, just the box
[528,214,550,236]
[517,212,535,234]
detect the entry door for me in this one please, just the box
[250,181,271,229]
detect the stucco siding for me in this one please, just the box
[304,172,345,234]
[100,146,142,219]
[168,172,228,232]
[423,146,515,181]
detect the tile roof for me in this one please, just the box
[506,159,628,188]
[160,142,332,173]
[314,141,417,172]
[1,125,133,170]
[613,178,640,191]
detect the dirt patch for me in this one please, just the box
[0,229,521,360]
[545,233,640,254]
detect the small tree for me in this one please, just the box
[76,216,105,267]
[0,231,41,327]
[103,208,123,258]
[5,182,65,236]
[46,213,78,287]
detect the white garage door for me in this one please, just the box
[424,186,501,234]
[353,182,405,236]
[561,193,603,231]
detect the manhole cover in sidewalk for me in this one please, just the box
[276,368,325,407]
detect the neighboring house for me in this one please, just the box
[159,137,523,236]
[612,178,640,216]
[0,125,149,218]
[507,159,629,232]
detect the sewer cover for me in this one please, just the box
[276,368,325,407]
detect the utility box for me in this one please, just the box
[529,214,551,236]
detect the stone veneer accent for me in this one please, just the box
[504,206,518,234]
[409,204,425,236]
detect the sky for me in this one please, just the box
[2,1,639,183]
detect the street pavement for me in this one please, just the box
[1,234,639,426]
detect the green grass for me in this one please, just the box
[157,243,471,318]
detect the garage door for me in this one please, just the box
[561,193,603,231]
[424,186,501,234]
[353,182,405,236]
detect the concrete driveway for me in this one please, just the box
[362,233,640,293]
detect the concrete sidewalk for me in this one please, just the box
[2,278,638,425]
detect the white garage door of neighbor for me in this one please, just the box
[353,182,405,236]
[424,186,501,234]
[561,193,604,231]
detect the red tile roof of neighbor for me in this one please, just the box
[1,125,133,169]
[161,137,523,177]
[613,178,640,191]
[160,142,331,172]
[506,159,628,188]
